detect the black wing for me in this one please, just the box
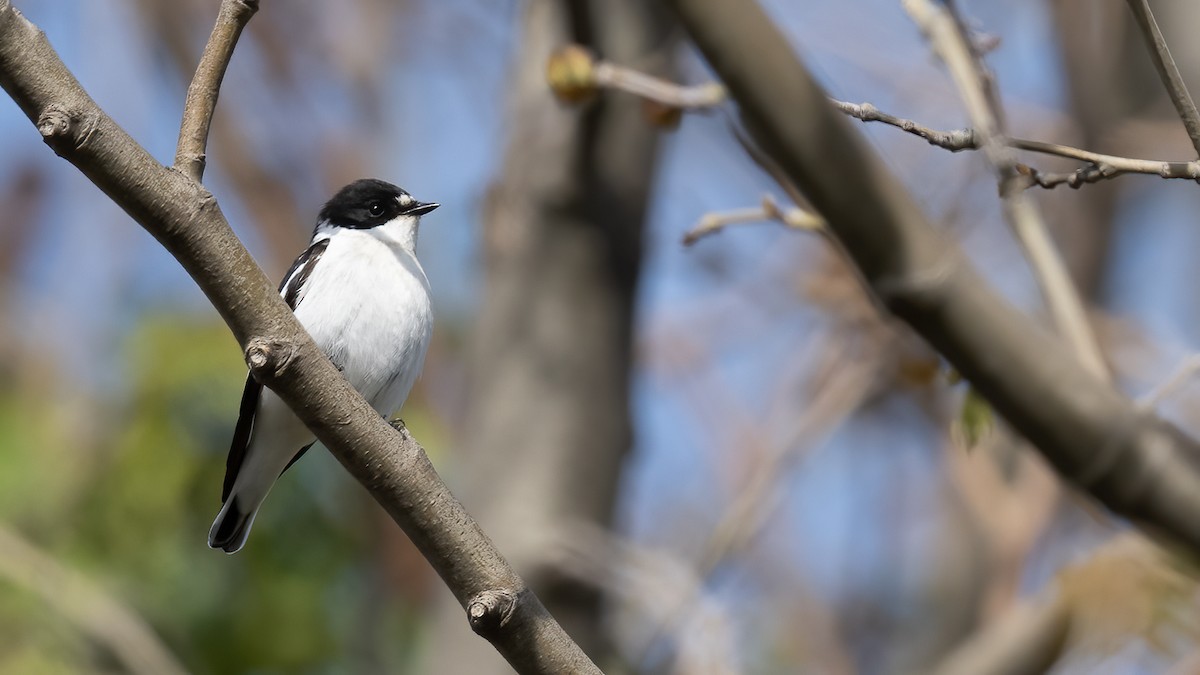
[220,237,331,501]
[280,238,331,310]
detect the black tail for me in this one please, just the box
[208,497,255,554]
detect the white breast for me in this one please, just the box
[293,227,433,418]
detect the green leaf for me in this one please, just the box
[955,384,994,450]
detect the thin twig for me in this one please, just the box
[831,99,978,150]
[637,339,879,670]
[728,116,811,209]
[546,523,743,675]
[904,0,1109,381]
[0,525,189,675]
[1010,140,1200,188]
[1124,0,1200,158]
[578,50,1200,191]
[817,95,1200,187]
[834,100,1200,185]
[1137,354,1200,411]
[593,61,725,109]
[175,0,259,182]
[683,193,822,245]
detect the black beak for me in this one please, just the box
[404,201,439,216]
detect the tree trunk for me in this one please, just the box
[423,0,669,671]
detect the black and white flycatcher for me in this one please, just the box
[209,179,437,554]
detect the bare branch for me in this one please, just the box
[827,99,1200,191]
[594,60,725,109]
[682,193,822,245]
[547,523,743,675]
[0,524,188,675]
[1138,354,1200,411]
[633,337,880,670]
[831,99,977,150]
[931,592,1071,675]
[1123,0,1200,157]
[934,533,1193,675]
[904,0,1108,381]
[0,4,597,672]
[548,43,723,110]
[565,45,1200,193]
[662,0,1200,553]
[696,344,876,573]
[174,0,258,182]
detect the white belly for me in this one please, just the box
[294,229,433,418]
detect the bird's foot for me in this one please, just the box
[388,418,407,432]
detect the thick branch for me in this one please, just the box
[174,0,258,181]
[662,0,1200,552]
[1123,0,1200,158]
[0,4,597,673]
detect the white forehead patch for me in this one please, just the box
[398,194,414,208]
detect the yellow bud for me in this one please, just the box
[546,45,597,104]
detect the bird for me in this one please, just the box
[208,178,437,554]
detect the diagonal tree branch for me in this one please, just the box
[174,0,258,182]
[1123,0,1200,158]
[0,3,597,673]
[661,0,1200,553]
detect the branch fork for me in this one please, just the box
[0,2,600,672]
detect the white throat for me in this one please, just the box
[316,215,422,256]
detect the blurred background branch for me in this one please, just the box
[0,525,188,675]
[904,0,1108,379]
[424,0,670,670]
[552,43,1200,193]
[682,193,822,246]
[1123,0,1200,156]
[661,0,1200,550]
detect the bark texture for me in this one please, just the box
[424,0,667,671]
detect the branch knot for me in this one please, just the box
[467,589,518,637]
[36,107,69,139]
[37,105,97,155]
[245,337,297,383]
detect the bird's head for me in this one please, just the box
[317,178,438,252]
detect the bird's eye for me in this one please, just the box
[368,202,385,217]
